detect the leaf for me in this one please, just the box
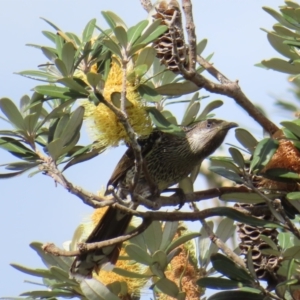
[166,232,201,254]
[135,47,156,71]
[127,20,148,46]
[80,278,120,300]
[55,58,68,77]
[155,81,199,96]
[138,84,161,102]
[102,11,127,30]
[220,192,272,204]
[196,100,223,120]
[146,107,183,134]
[198,221,214,267]
[113,26,128,49]
[139,25,168,45]
[143,221,162,254]
[20,290,75,297]
[197,277,242,290]
[235,128,258,154]
[86,72,103,88]
[35,85,85,99]
[211,253,253,283]
[181,101,200,126]
[260,235,279,250]
[113,267,151,279]
[57,78,88,94]
[47,138,64,160]
[281,121,300,138]
[250,138,279,173]
[208,290,265,300]
[264,168,300,181]
[155,278,179,298]
[197,39,208,55]
[82,18,96,44]
[209,166,243,183]
[282,245,300,259]
[261,58,300,74]
[102,39,122,57]
[10,263,56,279]
[229,147,245,169]
[0,98,26,130]
[125,244,152,265]
[159,221,179,251]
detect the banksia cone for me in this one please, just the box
[235,203,281,283]
[152,0,188,72]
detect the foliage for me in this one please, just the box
[1,1,300,300]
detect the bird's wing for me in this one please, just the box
[106,130,163,190]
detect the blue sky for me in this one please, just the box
[0,0,294,297]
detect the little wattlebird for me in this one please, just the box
[70,119,238,277]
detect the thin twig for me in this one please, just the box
[43,217,152,257]
[190,202,246,268]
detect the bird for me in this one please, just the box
[70,118,238,277]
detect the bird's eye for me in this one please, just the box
[206,121,212,128]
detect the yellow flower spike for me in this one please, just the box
[91,207,148,297]
[82,58,152,149]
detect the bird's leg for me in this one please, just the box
[161,187,186,210]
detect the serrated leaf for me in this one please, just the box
[125,244,152,265]
[211,253,253,283]
[250,138,279,173]
[0,98,26,131]
[197,277,242,290]
[155,81,199,96]
[235,128,258,154]
[166,232,200,254]
[155,278,179,298]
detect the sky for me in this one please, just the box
[0,0,296,297]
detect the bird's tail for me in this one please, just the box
[70,206,132,277]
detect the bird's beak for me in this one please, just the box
[222,121,238,130]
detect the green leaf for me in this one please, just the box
[209,166,243,183]
[41,46,58,62]
[10,263,56,279]
[138,84,161,102]
[210,157,242,175]
[197,277,242,290]
[57,78,88,94]
[82,18,96,43]
[229,147,245,169]
[287,191,300,201]
[146,107,183,134]
[166,232,201,254]
[196,100,223,121]
[181,101,200,126]
[282,245,300,259]
[40,17,61,31]
[102,39,122,57]
[197,39,208,55]
[220,192,272,204]
[281,121,300,138]
[20,290,75,298]
[47,138,64,160]
[143,221,162,254]
[211,253,253,283]
[55,58,68,77]
[135,47,156,71]
[125,244,152,265]
[261,58,300,74]
[250,138,278,173]
[155,278,179,298]
[102,11,127,30]
[80,278,120,300]
[86,72,103,88]
[113,26,128,49]
[264,168,300,181]
[35,85,85,99]
[159,221,179,251]
[0,98,26,130]
[139,25,168,45]
[127,20,149,46]
[208,290,265,300]
[155,81,199,96]
[235,128,258,154]
[152,250,168,270]
[113,267,151,279]
[61,42,76,75]
[260,235,279,250]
